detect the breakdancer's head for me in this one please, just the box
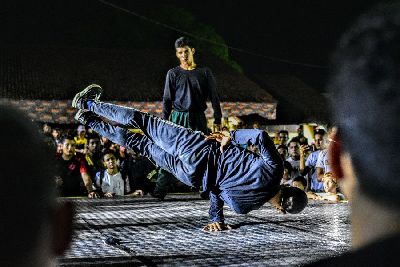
[280,185,308,214]
[0,103,73,267]
[175,36,196,70]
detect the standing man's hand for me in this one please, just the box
[202,222,232,232]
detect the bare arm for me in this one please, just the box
[81,172,99,198]
[316,167,325,182]
[299,145,307,172]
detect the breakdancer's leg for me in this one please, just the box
[75,110,199,187]
[72,84,209,167]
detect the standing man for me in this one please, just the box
[155,36,223,199]
[163,36,222,132]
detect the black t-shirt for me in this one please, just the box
[55,154,88,197]
[120,156,155,193]
[162,66,222,124]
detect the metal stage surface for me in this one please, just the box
[58,194,351,266]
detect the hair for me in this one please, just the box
[86,132,100,141]
[293,176,307,187]
[175,36,194,49]
[329,3,400,209]
[0,103,57,261]
[314,128,326,137]
[280,186,308,214]
[102,148,117,161]
[278,130,289,135]
[288,138,299,146]
[277,144,288,151]
[59,133,75,144]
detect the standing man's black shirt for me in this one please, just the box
[162,66,222,124]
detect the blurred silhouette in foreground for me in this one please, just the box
[0,103,73,267]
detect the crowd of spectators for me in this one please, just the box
[41,121,345,202]
[42,123,157,198]
[274,126,346,202]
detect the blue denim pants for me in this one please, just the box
[87,102,210,187]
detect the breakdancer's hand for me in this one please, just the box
[205,131,231,153]
[127,190,144,197]
[88,191,100,199]
[104,192,114,198]
[202,222,232,232]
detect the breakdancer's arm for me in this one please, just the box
[203,191,232,232]
[231,129,281,163]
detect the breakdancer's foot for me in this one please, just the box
[74,109,98,125]
[72,84,103,109]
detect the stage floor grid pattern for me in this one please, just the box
[58,194,351,266]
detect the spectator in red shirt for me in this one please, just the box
[55,134,99,198]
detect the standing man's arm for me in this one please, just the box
[206,68,222,131]
[162,70,175,120]
[202,191,232,231]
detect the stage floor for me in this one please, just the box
[58,194,351,266]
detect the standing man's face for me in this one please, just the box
[176,46,195,66]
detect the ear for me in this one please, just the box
[328,131,358,200]
[328,131,343,179]
[51,201,74,256]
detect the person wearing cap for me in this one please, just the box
[74,124,87,154]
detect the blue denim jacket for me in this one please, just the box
[205,129,283,222]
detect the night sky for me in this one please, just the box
[2,0,383,91]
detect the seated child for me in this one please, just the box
[95,149,143,197]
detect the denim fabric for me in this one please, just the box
[87,101,209,188]
[86,102,282,222]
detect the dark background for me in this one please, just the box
[1,0,382,89]
[1,0,384,123]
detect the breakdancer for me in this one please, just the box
[72,84,307,231]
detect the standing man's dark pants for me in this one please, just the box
[86,101,209,188]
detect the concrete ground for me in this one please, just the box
[58,194,350,266]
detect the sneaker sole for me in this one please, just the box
[72,84,103,108]
[74,109,86,122]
